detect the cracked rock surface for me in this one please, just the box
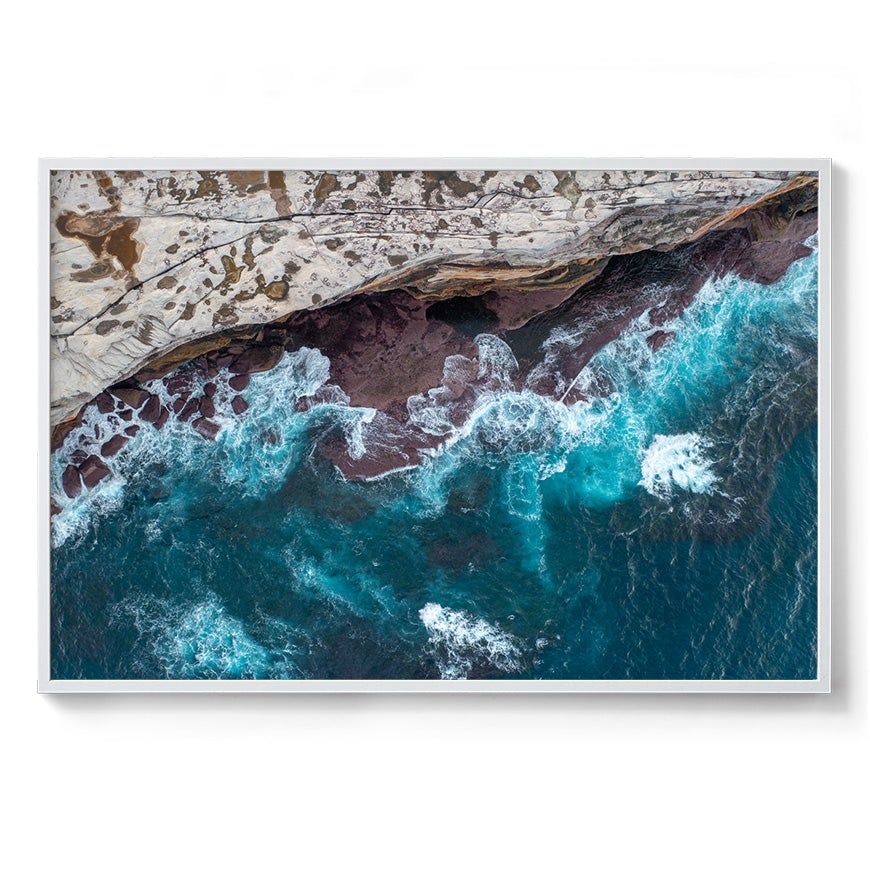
[50,168,814,425]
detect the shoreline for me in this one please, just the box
[49,170,817,427]
[50,192,817,503]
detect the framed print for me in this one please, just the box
[38,159,831,692]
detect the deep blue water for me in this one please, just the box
[50,244,819,680]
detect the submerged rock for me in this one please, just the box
[647,330,676,352]
[192,417,221,440]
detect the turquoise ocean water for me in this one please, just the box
[50,244,819,680]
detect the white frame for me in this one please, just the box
[37,158,832,693]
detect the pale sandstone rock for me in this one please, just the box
[49,168,812,425]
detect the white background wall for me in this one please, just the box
[2,2,866,867]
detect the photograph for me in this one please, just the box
[44,164,825,687]
[10,8,866,869]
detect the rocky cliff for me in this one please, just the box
[49,168,817,427]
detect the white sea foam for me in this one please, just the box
[419,602,523,679]
[161,599,272,678]
[405,383,622,518]
[286,553,402,619]
[405,336,516,439]
[50,475,127,548]
[144,519,162,542]
[113,594,274,679]
[475,333,518,387]
[341,407,378,460]
[406,383,462,437]
[50,347,337,545]
[639,432,718,499]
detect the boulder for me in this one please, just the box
[51,409,84,452]
[192,417,221,440]
[199,396,216,418]
[61,465,83,499]
[204,382,217,398]
[165,373,193,395]
[95,392,115,414]
[229,344,283,375]
[228,374,250,391]
[231,395,249,415]
[139,394,162,423]
[154,407,170,430]
[124,425,141,437]
[78,455,111,488]
[109,386,149,409]
[100,434,128,457]
[178,398,200,422]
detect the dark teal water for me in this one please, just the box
[50,245,819,680]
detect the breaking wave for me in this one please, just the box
[419,603,523,679]
[112,595,277,679]
[640,433,718,499]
